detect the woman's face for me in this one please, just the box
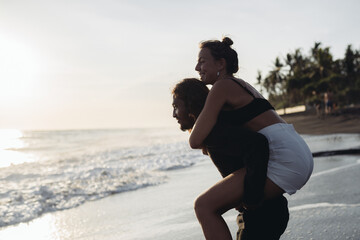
[195,48,220,85]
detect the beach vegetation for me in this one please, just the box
[257,43,360,110]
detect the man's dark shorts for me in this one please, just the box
[236,195,289,240]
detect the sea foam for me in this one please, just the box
[0,128,205,228]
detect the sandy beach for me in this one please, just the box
[281,107,360,135]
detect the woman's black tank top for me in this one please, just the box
[217,78,274,125]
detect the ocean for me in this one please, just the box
[1,128,360,233]
[0,128,206,228]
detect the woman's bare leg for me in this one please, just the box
[264,177,285,200]
[194,168,285,240]
[194,168,246,240]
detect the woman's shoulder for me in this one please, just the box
[213,77,243,90]
[213,77,253,96]
[233,77,265,99]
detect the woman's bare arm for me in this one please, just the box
[189,80,229,149]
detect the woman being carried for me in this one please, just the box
[189,37,313,240]
[172,78,289,239]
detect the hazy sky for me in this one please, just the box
[1,0,359,130]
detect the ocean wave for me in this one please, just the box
[0,168,167,228]
[290,202,360,211]
[159,162,196,171]
[0,138,204,228]
[303,133,360,153]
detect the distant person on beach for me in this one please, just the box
[172,78,289,239]
[186,37,313,239]
[324,90,333,114]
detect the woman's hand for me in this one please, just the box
[202,146,208,155]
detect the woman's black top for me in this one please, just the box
[217,78,274,126]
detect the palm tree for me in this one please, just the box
[263,57,284,96]
[259,42,360,108]
[256,70,264,94]
[310,42,333,79]
[262,57,290,111]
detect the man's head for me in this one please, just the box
[172,78,209,131]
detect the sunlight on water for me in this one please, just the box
[0,129,34,167]
[0,214,60,240]
[0,129,24,148]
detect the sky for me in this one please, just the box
[1,0,359,130]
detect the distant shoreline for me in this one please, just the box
[281,107,360,135]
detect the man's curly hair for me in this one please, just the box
[172,78,209,118]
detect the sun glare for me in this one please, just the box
[0,129,34,168]
[0,129,23,148]
[0,129,23,139]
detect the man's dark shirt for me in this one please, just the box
[204,123,269,205]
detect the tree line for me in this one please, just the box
[257,42,360,110]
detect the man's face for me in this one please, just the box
[172,96,195,131]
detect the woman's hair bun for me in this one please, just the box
[222,37,233,46]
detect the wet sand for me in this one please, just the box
[281,107,360,135]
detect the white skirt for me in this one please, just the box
[258,123,313,195]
